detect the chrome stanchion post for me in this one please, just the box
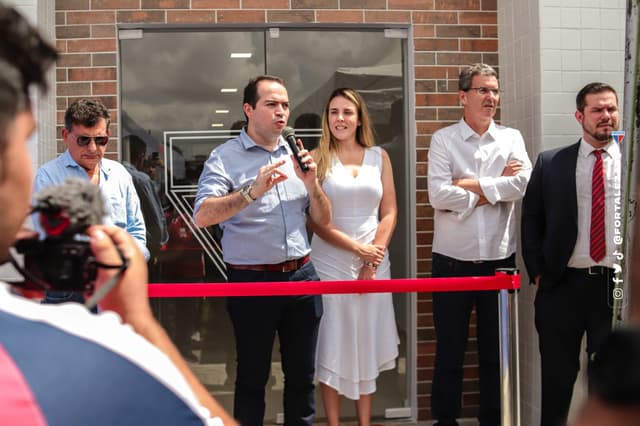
[497,269,520,426]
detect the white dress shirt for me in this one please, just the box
[428,119,532,261]
[567,138,621,269]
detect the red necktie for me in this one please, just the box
[590,149,605,262]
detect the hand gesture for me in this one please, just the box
[251,159,289,199]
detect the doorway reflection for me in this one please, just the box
[120,26,412,423]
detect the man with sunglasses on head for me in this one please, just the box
[34,98,148,306]
[428,63,531,426]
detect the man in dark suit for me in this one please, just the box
[522,82,621,426]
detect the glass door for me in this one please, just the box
[119,25,413,423]
[267,28,410,421]
[120,29,266,412]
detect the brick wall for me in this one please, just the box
[54,0,499,420]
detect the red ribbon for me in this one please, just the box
[147,272,520,298]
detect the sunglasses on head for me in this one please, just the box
[73,134,109,147]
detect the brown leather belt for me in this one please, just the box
[226,254,310,273]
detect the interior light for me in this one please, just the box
[220,88,238,93]
[230,53,252,59]
[211,123,224,128]
[215,109,229,114]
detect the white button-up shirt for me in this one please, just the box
[428,119,532,261]
[567,138,621,269]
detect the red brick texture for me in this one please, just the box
[54,1,498,420]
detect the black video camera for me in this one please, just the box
[14,235,98,292]
[11,178,106,292]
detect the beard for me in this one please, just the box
[583,120,618,143]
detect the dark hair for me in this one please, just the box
[0,4,57,97]
[64,98,111,132]
[0,60,28,141]
[242,75,285,122]
[0,5,57,179]
[458,63,498,91]
[589,328,640,405]
[230,120,246,131]
[576,82,618,112]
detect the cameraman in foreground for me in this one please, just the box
[0,4,234,425]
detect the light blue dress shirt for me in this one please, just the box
[193,129,311,265]
[33,150,150,260]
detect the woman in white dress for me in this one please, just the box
[308,88,399,426]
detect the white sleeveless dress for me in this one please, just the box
[311,146,399,400]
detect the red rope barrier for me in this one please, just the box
[147,271,520,298]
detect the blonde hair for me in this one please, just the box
[316,88,375,182]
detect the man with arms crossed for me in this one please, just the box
[428,63,531,426]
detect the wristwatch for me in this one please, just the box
[239,183,256,203]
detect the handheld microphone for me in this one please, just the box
[282,126,309,172]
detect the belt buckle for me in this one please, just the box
[587,266,602,275]
[281,260,295,273]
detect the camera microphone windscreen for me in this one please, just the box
[282,126,309,172]
[34,177,105,237]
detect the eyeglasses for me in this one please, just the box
[72,134,109,147]
[466,87,501,96]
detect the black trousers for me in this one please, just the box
[535,267,613,426]
[431,252,515,426]
[226,261,323,426]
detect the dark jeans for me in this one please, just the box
[226,261,323,426]
[535,268,613,426]
[42,291,98,313]
[42,291,85,304]
[431,252,515,426]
